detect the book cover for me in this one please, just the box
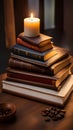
[2,75,73,107]
[18,32,52,47]
[11,44,57,61]
[7,65,70,90]
[11,46,69,67]
[17,37,53,52]
[8,55,72,76]
[50,55,72,74]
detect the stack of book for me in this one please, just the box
[2,32,73,107]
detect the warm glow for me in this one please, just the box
[31,13,33,19]
[24,13,40,37]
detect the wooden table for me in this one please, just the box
[0,74,73,130]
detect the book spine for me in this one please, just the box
[12,47,45,61]
[7,72,56,87]
[9,58,52,75]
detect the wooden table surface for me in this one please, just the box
[0,74,73,130]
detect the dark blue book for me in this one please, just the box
[11,44,57,61]
[11,46,69,67]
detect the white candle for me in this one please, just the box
[24,13,40,37]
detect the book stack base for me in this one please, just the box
[2,75,73,107]
[2,32,73,107]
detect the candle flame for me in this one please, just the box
[31,13,33,18]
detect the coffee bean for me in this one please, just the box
[52,116,58,121]
[45,117,50,122]
[45,107,51,112]
[50,110,55,114]
[54,111,58,115]
[45,107,52,113]
[51,107,57,111]
[41,106,66,122]
[59,112,65,118]
[55,114,63,120]
[41,111,48,116]
[48,112,55,118]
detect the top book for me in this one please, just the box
[18,32,52,47]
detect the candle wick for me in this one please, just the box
[31,13,33,18]
[30,13,34,21]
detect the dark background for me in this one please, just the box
[0,0,10,74]
[0,0,73,74]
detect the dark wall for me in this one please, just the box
[0,0,10,74]
[64,0,73,54]
[0,0,5,49]
[55,0,64,31]
[44,0,73,55]
[14,0,28,36]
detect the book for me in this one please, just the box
[6,65,70,91]
[2,75,73,107]
[17,37,53,52]
[11,46,69,67]
[11,44,57,61]
[8,55,72,76]
[18,32,52,47]
[50,55,72,75]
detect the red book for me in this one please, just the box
[17,37,53,52]
[18,32,52,47]
[7,65,70,91]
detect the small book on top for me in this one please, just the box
[18,32,52,47]
[17,37,53,52]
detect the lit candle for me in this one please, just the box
[24,13,40,37]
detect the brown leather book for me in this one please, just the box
[17,37,53,52]
[18,32,52,47]
[7,65,70,91]
[8,55,72,76]
[11,46,69,67]
[50,55,72,74]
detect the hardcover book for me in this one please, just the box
[2,75,73,107]
[11,46,69,67]
[17,37,53,52]
[11,44,57,61]
[8,55,72,75]
[6,65,70,91]
[50,55,72,75]
[18,32,52,47]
